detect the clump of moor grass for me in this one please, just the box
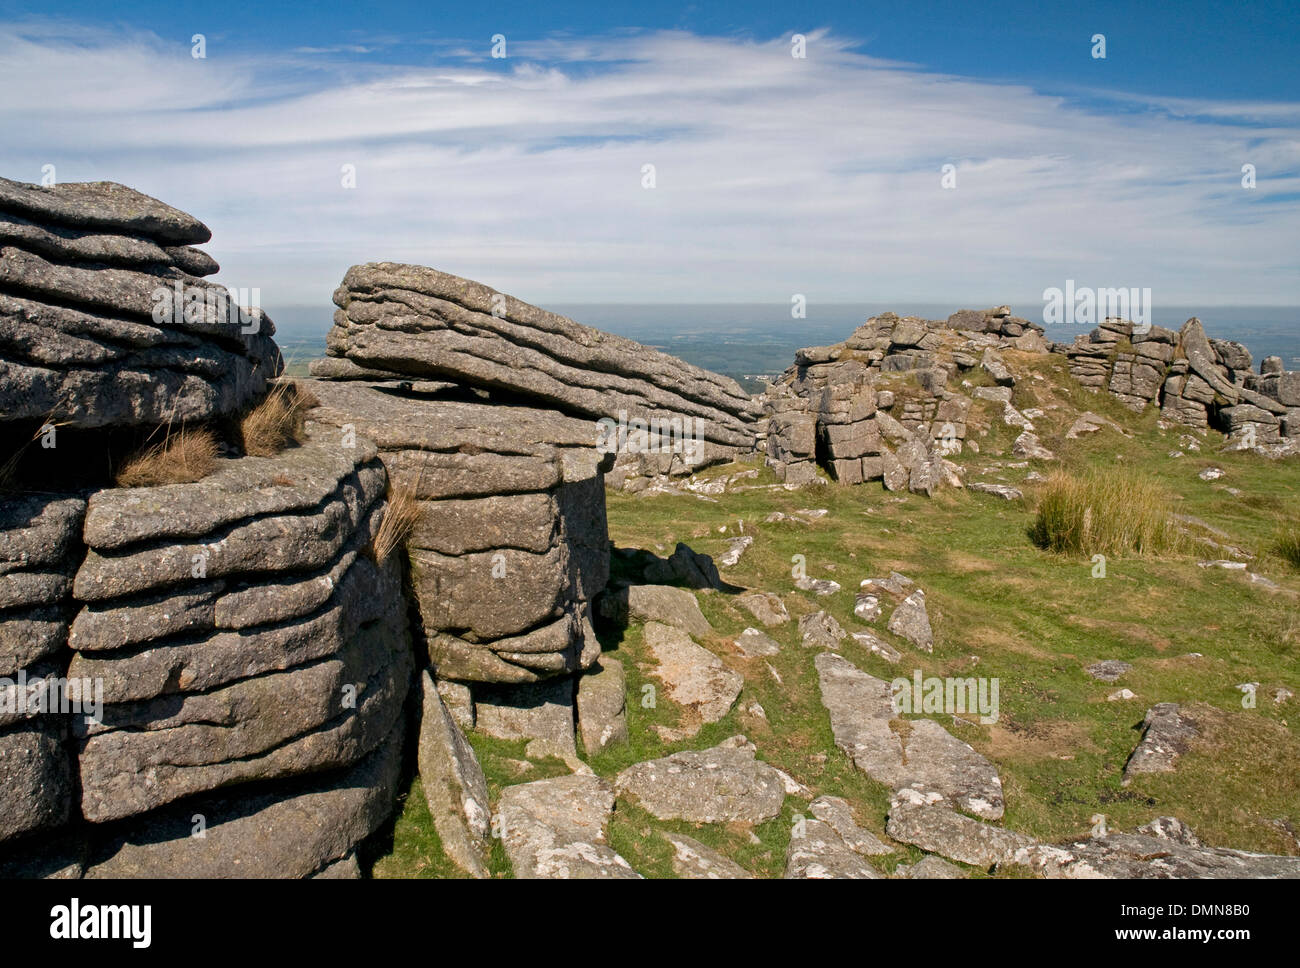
[1028,468,1184,557]
[115,426,218,487]
[368,482,422,564]
[239,380,319,457]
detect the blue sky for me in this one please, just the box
[1,1,1297,311]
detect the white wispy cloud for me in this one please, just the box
[1,20,1296,315]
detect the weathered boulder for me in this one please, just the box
[305,379,608,685]
[816,653,1004,819]
[497,774,640,879]
[1122,703,1198,784]
[615,737,786,823]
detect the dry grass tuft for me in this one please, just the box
[240,380,318,457]
[116,427,218,487]
[368,482,423,563]
[1028,468,1184,557]
[1273,524,1300,571]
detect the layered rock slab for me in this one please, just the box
[0,177,280,429]
[304,379,609,685]
[66,422,413,827]
[318,262,760,451]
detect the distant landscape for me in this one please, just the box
[277,302,1300,391]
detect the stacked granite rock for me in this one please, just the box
[1060,317,1297,448]
[0,178,410,879]
[60,423,410,877]
[317,262,761,490]
[762,307,1035,490]
[304,379,608,689]
[0,175,280,430]
[306,264,779,763]
[764,388,818,485]
[0,494,85,847]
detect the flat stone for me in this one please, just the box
[1087,660,1132,683]
[497,774,640,879]
[886,789,1035,867]
[474,677,577,760]
[662,831,752,879]
[1012,832,1300,879]
[809,795,892,855]
[816,653,1004,819]
[899,856,968,878]
[784,818,883,879]
[642,622,742,731]
[615,738,786,823]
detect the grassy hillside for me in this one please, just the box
[372,351,1300,877]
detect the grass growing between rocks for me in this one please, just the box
[238,379,318,456]
[114,425,217,486]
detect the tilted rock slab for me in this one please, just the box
[1122,703,1198,785]
[886,789,1035,868]
[318,262,760,451]
[417,671,491,878]
[784,818,884,879]
[816,653,1005,819]
[0,176,280,429]
[497,773,640,879]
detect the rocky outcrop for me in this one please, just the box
[0,176,280,431]
[1060,317,1299,453]
[764,307,1036,489]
